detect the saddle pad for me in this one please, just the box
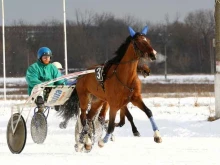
[95,66,104,81]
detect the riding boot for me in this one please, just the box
[35,96,45,113]
[54,105,60,111]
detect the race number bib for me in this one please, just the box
[95,66,104,81]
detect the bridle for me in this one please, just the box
[106,37,152,101]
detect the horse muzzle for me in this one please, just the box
[149,54,156,61]
[149,49,157,61]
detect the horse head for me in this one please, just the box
[129,26,157,61]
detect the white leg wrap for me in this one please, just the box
[154,130,161,138]
[85,135,92,146]
[98,139,105,148]
[77,142,84,152]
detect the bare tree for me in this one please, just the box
[184,9,215,73]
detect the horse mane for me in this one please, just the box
[107,36,132,65]
[102,33,141,81]
[80,33,142,91]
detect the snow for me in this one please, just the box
[0,96,220,165]
[0,75,219,164]
[139,75,214,84]
[0,77,27,85]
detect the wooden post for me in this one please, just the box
[215,0,220,118]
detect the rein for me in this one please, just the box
[110,40,144,65]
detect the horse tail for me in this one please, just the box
[58,88,80,121]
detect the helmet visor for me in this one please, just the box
[42,52,52,56]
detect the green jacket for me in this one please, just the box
[26,60,65,95]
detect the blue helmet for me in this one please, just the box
[37,47,52,59]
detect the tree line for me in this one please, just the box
[0,9,215,77]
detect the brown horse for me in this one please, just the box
[61,26,162,150]
[97,101,140,137]
[99,62,151,136]
[59,61,150,138]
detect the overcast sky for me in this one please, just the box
[0,0,215,25]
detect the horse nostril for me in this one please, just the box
[150,49,157,60]
[150,53,156,60]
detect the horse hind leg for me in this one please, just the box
[84,134,93,152]
[114,106,140,137]
[87,100,112,148]
[74,117,85,152]
[74,90,93,152]
[59,120,68,129]
[124,106,140,137]
[77,98,104,152]
[74,116,93,153]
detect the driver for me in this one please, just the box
[26,47,65,112]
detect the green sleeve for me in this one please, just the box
[53,68,66,85]
[26,65,42,88]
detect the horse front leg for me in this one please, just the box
[97,102,116,142]
[98,108,117,147]
[132,97,162,143]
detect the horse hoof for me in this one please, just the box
[74,144,78,152]
[98,140,105,148]
[133,132,141,137]
[115,123,119,127]
[154,137,162,143]
[59,122,67,129]
[75,144,83,152]
[85,144,92,152]
[110,134,115,141]
[115,122,124,127]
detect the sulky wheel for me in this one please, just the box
[31,112,47,144]
[7,113,27,154]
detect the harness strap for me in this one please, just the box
[100,40,143,100]
[113,68,135,102]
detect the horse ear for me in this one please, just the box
[141,26,148,35]
[128,26,136,37]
